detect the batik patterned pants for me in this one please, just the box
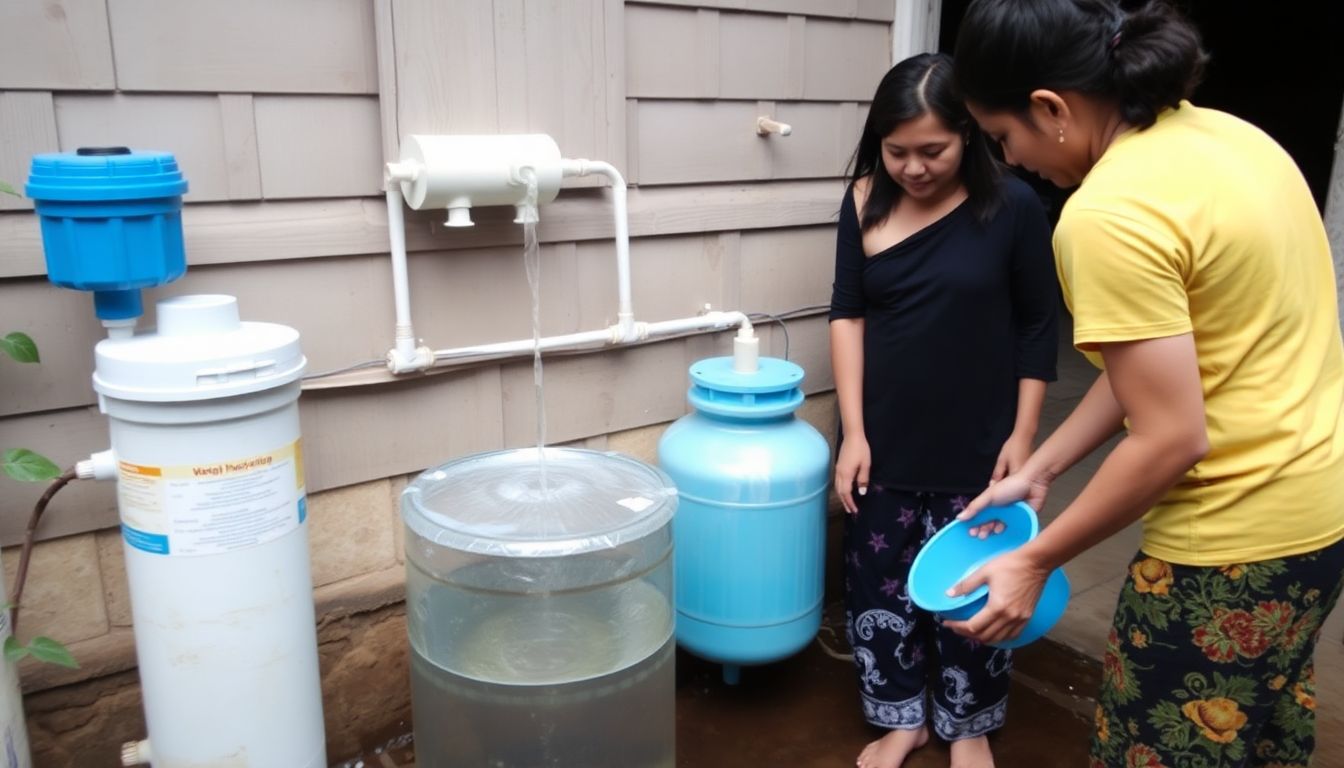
[844,486,1013,741]
[1090,537,1344,768]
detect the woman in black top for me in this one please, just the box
[829,53,1058,768]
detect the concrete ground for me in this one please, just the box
[340,327,1344,767]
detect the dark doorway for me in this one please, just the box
[937,0,1344,214]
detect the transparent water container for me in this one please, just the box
[402,447,677,768]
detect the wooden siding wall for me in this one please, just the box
[0,0,891,545]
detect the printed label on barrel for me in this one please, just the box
[118,440,307,556]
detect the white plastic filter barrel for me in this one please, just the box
[95,295,325,768]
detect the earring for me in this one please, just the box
[1058,127,1065,144]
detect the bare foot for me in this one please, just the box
[949,735,995,768]
[856,726,929,768]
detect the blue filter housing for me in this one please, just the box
[26,147,188,320]
[658,355,830,684]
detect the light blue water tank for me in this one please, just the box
[26,147,188,320]
[658,355,830,684]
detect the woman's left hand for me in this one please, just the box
[941,548,1050,645]
[992,431,1034,482]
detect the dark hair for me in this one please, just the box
[953,0,1208,129]
[847,52,1002,228]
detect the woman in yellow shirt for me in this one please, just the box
[946,0,1344,765]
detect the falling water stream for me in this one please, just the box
[521,172,547,493]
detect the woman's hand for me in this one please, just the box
[834,436,872,515]
[958,466,1052,536]
[992,430,1034,482]
[942,548,1051,645]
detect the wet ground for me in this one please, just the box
[336,612,1100,768]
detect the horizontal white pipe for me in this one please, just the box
[429,311,750,366]
[643,311,748,338]
[434,328,615,361]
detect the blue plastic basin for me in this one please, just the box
[908,501,1069,649]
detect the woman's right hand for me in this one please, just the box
[834,436,872,515]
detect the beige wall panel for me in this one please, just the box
[771,101,863,179]
[299,367,507,492]
[622,234,730,321]
[719,12,793,99]
[0,180,848,278]
[625,5,701,98]
[106,0,378,94]
[0,92,58,212]
[518,0,612,162]
[633,101,769,184]
[803,18,890,101]
[629,0,892,21]
[54,94,236,202]
[0,0,115,90]
[0,278,101,417]
[254,96,383,199]
[393,0,499,134]
[218,95,263,200]
[774,312,833,391]
[395,0,616,180]
[739,225,835,313]
[394,243,594,350]
[0,407,116,545]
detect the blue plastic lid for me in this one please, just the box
[687,356,805,419]
[26,148,188,202]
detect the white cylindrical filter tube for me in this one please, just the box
[93,295,324,768]
[396,134,564,225]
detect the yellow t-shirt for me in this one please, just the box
[1054,101,1344,565]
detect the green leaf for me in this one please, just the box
[0,332,39,363]
[2,637,27,665]
[0,181,17,197]
[26,637,77,669]
[1,449,62,482]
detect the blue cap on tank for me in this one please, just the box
[687,356,806,420]
[25,148,189,320]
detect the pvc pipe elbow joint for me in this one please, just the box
[386,345,435,374]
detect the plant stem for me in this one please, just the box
[11,468,76,635]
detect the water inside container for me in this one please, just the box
[402,448,677,767]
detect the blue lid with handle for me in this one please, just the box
[25,148,189,321]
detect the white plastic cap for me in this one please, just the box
[93,295,306,403]
[732,322,759,374]
[445,206,474,227]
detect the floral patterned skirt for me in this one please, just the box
[1090,536,1344,768]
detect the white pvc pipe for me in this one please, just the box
[385,185,416,367]
[429,311,751,366]
[434,328,615,361]
[561,160,634,339]
[642,311,747,338]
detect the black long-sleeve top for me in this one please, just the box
[829,175,1059,494]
